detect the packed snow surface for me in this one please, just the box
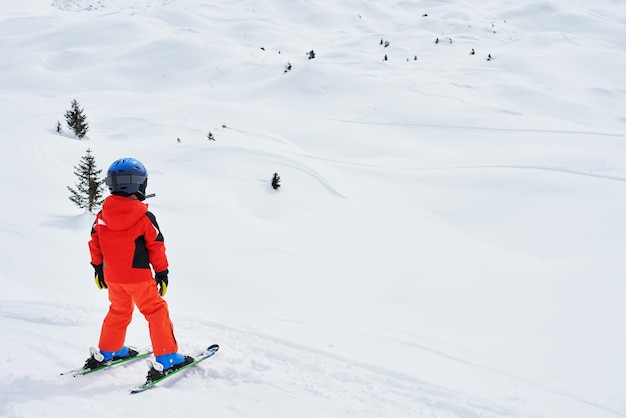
[1,0,625,417]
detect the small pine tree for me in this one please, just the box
[271,173,281,190]
[67,148,105,213]
[56,121,62,133]
[64,99,89,139]
[307,50,316,59]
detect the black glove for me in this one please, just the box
[155,270,169,296]
[92,263,106,290]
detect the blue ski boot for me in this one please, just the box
[83,346,138,370]
[146,352,194,383]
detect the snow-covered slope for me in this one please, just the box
[1,0,625,417]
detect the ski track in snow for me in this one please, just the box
[381,335,626,418]
[0,302,516,418]
[290,147,626,184]
[334,118,625,139]
[2,302,624,418]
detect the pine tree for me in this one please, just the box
[64,99,89,139]
[67,148,105,213]
[271,173,281,190]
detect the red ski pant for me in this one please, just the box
[99,280,178,356]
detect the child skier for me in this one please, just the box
[85,157,192,378]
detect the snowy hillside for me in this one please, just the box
[1,0,626,416]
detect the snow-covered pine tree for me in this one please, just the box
[271,172,281,190]
[64,99,89,139]
[67,148,105,213]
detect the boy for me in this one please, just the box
[85,157,192,379]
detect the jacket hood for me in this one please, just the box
[100,195,149,231]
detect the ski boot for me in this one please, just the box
[83,346,139,370]
[145,352,194,383]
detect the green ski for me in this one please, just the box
[130,344,219,394]
[61,348,152,377]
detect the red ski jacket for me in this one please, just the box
[89,195,168,284]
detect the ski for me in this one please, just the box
[130,344,219,394]
[61,347,152,377]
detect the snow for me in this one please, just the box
[1,0,625,416]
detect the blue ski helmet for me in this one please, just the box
[106,158,148,200]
